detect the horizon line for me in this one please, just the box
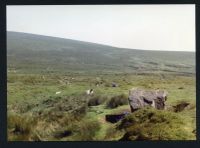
[7,30,195,53]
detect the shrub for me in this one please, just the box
[57,113,77,126]
[8,113,37,141]
[88,95,107,106]
[72,105,88,119]
[75,119,101,141]
[106,94,128,109]
[104,83,111,87]
[53,119,101,141]
[18,103,37,113]
[104,126,124,140]
[118,107,193,140]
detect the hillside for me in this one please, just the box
[7,31,196,141]
[7,31,195,75]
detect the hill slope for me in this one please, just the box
[7,31,195,74]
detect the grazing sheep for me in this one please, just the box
[86,89,94,95]
[55,91,61,95]
[42,75,45,80]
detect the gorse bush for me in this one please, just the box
[106,94,128,109]
[88,95,107,106]
[118,107,193,140]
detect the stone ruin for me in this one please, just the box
[105,88,168,124]
[128,88,168,112]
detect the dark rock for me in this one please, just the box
[178,87,184,89]
[112,83,118,87]
[54,130,72,138]
[173,102,190,112]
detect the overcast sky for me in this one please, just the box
[7,5,195,51]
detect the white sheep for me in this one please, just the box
[55,91,61,95]
[86,89,94,95]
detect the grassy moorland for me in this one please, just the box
[7,31,196,141]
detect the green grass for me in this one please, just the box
[7,31,196,141]
[7,72,196,141]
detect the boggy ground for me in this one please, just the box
[7,72,196,141]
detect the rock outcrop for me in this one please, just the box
[128,88,167,112]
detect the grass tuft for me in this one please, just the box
[106,94,128,109]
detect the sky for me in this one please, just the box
[7,5,195,51]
